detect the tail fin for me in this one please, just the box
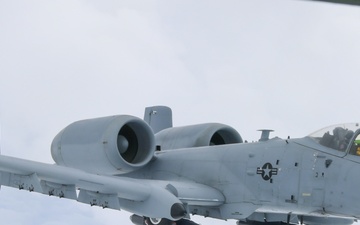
[144,106,172,133]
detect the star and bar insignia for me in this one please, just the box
[257,162,278,181]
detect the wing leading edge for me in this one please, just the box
[0,155,182,219]
[0,155,225,220]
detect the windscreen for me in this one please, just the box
[309,123,360,151]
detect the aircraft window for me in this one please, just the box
[349,133,360,156]
[309,123,359,151]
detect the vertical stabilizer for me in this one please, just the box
[144,106,172,133]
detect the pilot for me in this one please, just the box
[331,127,353,151]
[356,146,360,155]
[320,131,334,148]
[352,135,360,155]
[338,130,354,151]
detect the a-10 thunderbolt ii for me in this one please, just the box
[1,105,360,225]
[1,4,360,225]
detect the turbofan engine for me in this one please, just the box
[51,115,155,175]
[155,123,242,150]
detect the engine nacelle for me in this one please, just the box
[51,115,155,175]
[155,123,242,150]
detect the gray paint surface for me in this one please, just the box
[1,0,360,224]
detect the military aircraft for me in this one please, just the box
[1,105,360,225]
[1,1,359,224]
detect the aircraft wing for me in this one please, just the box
[0,154,224,220]
[309,0,360,6]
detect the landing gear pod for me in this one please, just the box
[51,115,155,175]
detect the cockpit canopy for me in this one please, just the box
[309,123,360,153]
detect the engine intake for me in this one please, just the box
[155,123,242,150]
[51,115,155,175]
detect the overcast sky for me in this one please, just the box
[1,0,360,224]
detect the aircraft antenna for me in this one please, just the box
[257,129,274,142]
